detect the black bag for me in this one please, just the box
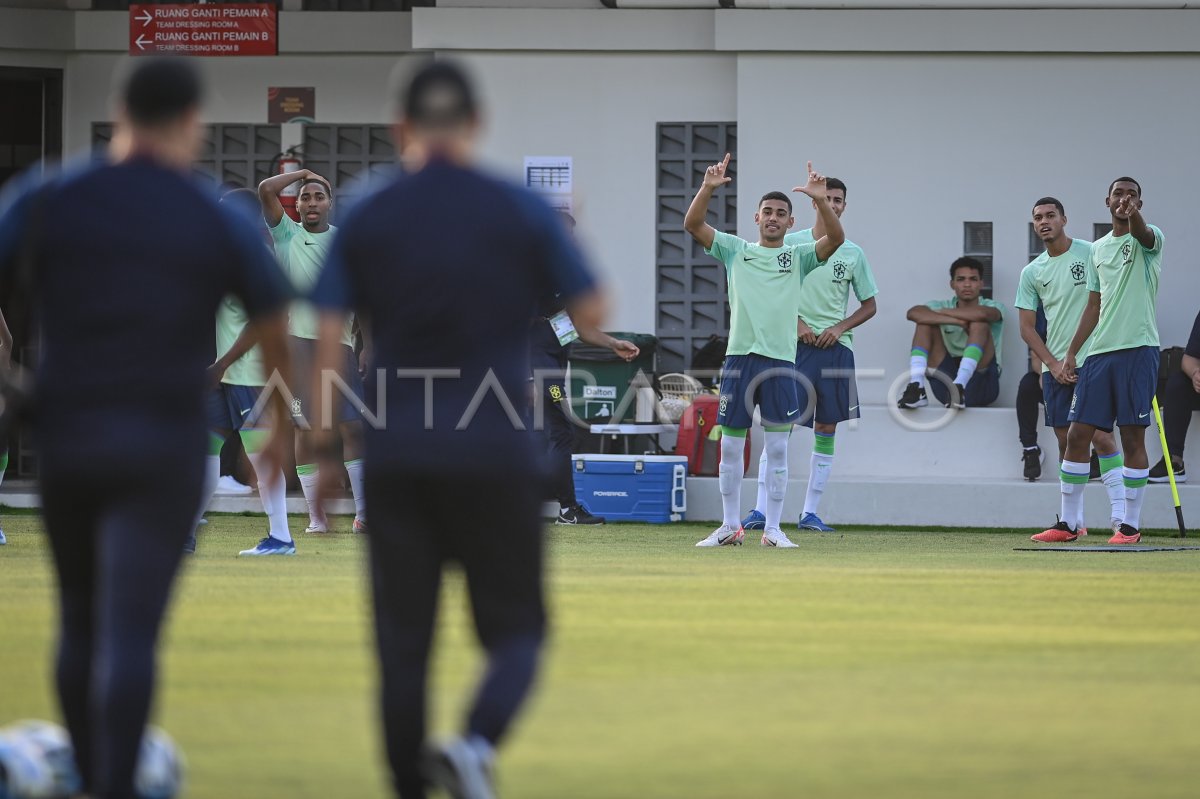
[690,334,728,387]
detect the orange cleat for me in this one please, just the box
[1108,524,1141,545]
[1031,519,1081,543]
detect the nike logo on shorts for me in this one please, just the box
[240,408,252,417]
[786,408,800,416]
[848,405,859,412]
[1139,412,1150,419]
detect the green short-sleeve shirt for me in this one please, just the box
[1014,238,1093,371]
[215,296,265,387]
[926,296,1006,369]
[1085,225,1164,356]
[269,215,354,346]
[785,228,878,350]
[705,230,823,363]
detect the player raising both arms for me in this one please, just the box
[258,169,369,534]
[1039,178,1165,544]
[685,156,844,548]
[1015,197,1125,542]
[741,176,878,534]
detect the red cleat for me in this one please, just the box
[1108,524,1141,545]
[1031,519,1081,543]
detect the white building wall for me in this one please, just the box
[735,52,1200,405]
[3,5,1199,409]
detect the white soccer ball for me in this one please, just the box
[134,727,185,799]
[0,720,80,799]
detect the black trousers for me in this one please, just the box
[1162,368,1200,458]
[1017,370,1044,448]
[365,468,546,799]
[530,342,578,508]
[39,456,202,799]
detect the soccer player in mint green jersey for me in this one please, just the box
[1044,178,1165,545]
[1014,197,1124,543]
[259,170,368,535]
[897,258,1004,410]
[187,188,297,556]
[684,155,844,548]
[741,177,877,535]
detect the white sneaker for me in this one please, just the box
[305,519,329,534]
[695,524,745,547]
[214,475,254,495]
[423,737,496,799]
[760,527,799,548]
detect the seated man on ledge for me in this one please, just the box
[898,256,1005,410]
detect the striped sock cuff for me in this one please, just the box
[813,432,835,456]
[910,346,928,357]
[238,428,271,454]
[1123,466,1150,489]
[296,463,319,476]
[0,450,8,471]
[963,344,984,361]
[1097,451,1124,475]
[1060,460,1090,485]
[344,458,363,468]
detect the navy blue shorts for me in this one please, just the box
[1041,372,1075,429]
[289,336,367,428]
[929,355,1000,408]
[795,341,859,427]
[1068,346,1159,430]
[717,353,802,428]
[205,383,267,431]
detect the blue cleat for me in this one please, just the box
[238,536,296,556]
[0,527,6,545]
[740,509,766,531]
[798,512,835,532]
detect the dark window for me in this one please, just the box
[962,221,993,299]
[1093,222,1114,240]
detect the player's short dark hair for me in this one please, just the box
[299,178,333,199]
[403,60,478,128]
[121,57,203,128]
[758,191,792,215]
[950,256,984,279]
[1108,176,1141,197]
[826,177,847,198]
[1032,197,1064,215]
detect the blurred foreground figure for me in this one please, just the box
[0,57,291,799]
[311,61,603,799]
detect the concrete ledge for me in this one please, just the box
[683,475,1198,530]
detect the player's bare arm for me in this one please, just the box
[1183,352,1200,395]
[1063,290,1101,379]
[683,152,731,251]
[208,323,259,387]
[257,169,331,227]
[793,162,845,261]
[816,296,877,349]
[938,305,1001,324]
[906,305,966,327]
[1019,308,1067,384]
[1120,197,1156,250]
[574,319,640,362]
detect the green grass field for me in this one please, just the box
[2,512,1199,799]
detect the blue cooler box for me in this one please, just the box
[571,454,688,523]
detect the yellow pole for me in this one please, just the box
[1151,396,1187,538]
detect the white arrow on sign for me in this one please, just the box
[135,33,150,51]
[135,10,152,26]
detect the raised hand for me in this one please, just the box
[792,161,827,201]
[1112,194,1136,220]
[702,153,733,190]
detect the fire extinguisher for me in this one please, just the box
[274,148,303,222]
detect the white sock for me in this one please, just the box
[297,466,325,526]
[953,357,979,387]
[345,459,366,522]
[718,433,746,528]
[249,453,292,543]
[804,452,834,516]
[1124,467,1150,529]
[763,431,790,530]
[755,450,768,513]
[1059,459,1089,530]
[1101,466,1126,528]
[192,455,221,529]
[909,353,928,385]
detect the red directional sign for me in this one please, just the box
[129,3,278,57]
